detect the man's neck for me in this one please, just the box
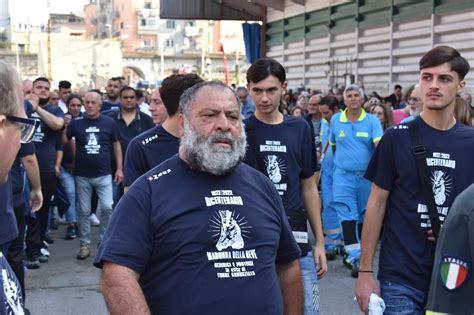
[255,110,284,125]
[346,108,362,122]
[311,113,322,120]
[420,108,456,131]
[105,96,118,103]
[162,115,182,138]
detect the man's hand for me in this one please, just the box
[64,114,72,127]
[25,94,39,112]
[54,165,61,177]
[355,273,380,314]
[114,169,124,184]
[313,244,328,279]
[427,229,436,242]
[29,188,43,212]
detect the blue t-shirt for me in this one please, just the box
[0,177,17,246]
[101,101,120,113]
[123,125,180,187]
[67,115,119,178]
[30,104,64,173]
[365,116,474,293]
[11,143,36,208]
[244,115,317,211]
[329,109,383,172]
[94,156,300,315]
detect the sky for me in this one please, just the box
[48,0,90,16]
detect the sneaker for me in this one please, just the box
[76,246,90,260]
[40,247,50,257]
[343,256,353,270]
[43,234,54,244]
[65,225,77,240]
[57,216,66,225]
[90,213,100,226]
[325,247,339,261]
[25,259,40,270]
[351,259,360,278]
[38,254,49,263]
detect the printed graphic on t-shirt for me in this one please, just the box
[1,253,23,314]
[31,114,43,142]
[85,127,101,154]
[205,190,257,279]
[260,141,288,195]
[417,151,455,228]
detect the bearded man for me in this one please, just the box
[94,81,304,315]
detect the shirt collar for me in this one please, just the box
[339,108,366,122]
[117,109,141,121]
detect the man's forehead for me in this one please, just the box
[34,81,49,87]
[420,63,457,77]
[194,86,238,109]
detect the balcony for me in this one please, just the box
[137,18,158,35]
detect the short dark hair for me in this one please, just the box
[319,96,339,112]
[33,77,50,85]
[394,84,402,90]
[66,93,83,106]
[246,58,286,84]
[89,89,103,97]
[160,74,203,116]
[59,80,71,89]
[119,86,136,98]
[420,46,470,80]
[109,77,121,83]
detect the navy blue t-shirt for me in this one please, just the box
[67,115,119,178]
[0,251,24,314]
[94,156,301,314]
[244,115,318,211]
[123,125,179,187]
[0,177,18,246]
[11,143,36,208]
[365,116,474,293]
[101,101,120,113]
[30,104,64,173]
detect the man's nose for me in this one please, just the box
[215,113,230,131]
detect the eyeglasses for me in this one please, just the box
[408,97,421,104]
[6,116,39,143]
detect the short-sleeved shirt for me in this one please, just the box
[67,115,119,178]
[0,176,17,245]
[123,125,179,187]
[101,101,120,112]
[94,156,301,315]
[244,115,318,212]
[0,251,23,314]
[11,143,36,208]
[30,104,64,173]
[329,109,383,172]
[365,117,474,293]
[105,109,154,157]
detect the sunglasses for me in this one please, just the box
[6,116,39,143]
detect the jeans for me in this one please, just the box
[112,180,123,208]
[380,280,425,315]
[75,175,113,246]
[299,251,320,315]
[58,167,77,223]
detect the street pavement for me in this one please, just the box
[25,224,376,315]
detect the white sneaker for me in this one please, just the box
[40,248,50,257]
[90,213,100,226]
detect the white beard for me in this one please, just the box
[180,119,247,176]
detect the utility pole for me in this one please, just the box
[47,18,52,82]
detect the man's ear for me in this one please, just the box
[458,80,466,93]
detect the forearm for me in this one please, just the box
[359,184,388,271]
[36,106,64,130]
[101,262,150,315]
[277,260,304,315]
[22,154,41,190]
[55,150,63,170]
[302,175,324,247]
[113,142,123,171]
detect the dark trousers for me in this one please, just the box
[6,204,26,300]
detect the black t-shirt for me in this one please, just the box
[123,125,179,187]
[30,104,64,173]
[94,156,301,314]
[11,143,36,208]
[427,184,474,315]
[0,177,17,246]
[0,251,24,314]
[365,116,474,293]
[244,115,318,211]
[67,115,119,177]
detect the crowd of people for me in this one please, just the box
[0,44,473,315]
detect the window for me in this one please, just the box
[141,19,146,26]
[120,22,124,29]
[166,20,175,29]
[166,39,174,48]
[144,1,152,9]
[144,39,151,47]
[188,21,196,27]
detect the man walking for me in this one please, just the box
[355,46,473,314]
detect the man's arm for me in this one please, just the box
[21,153,43,212]
[100,262,150,315]
[301,174,328,279]
[276,259,304,315]
[34,106,64,131]
[113,141,123,184]
[55,150,63,177]
[355,183,389,314]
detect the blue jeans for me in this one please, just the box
[299,251,320,315]
[59,167,77,223]
[321,167,342,250]
[380,280,425,315]
[75,175,113,246]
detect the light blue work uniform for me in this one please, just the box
[329,109,383,260]
[319,118,343,251]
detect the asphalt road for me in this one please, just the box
[25,224,374,315]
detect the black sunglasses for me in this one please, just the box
[6,116,39,143]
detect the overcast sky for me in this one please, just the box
[49,0,90,16]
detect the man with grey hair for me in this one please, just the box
[94,81,304,315]
[0,60,37,314]
[236,86,256,118]
[65,91,123,260]
[328,84,383,277]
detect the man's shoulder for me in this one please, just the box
[139,155,180,184]
[129,125,173,147]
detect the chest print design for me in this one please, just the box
[431,170,452,206]
[216,210,244,251]
[265,155,283,183]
